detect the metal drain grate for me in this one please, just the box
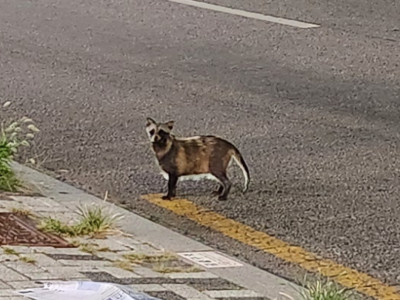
[0,212,71,247]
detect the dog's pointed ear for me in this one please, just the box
[166,120,174,130]
[146,117,156,126]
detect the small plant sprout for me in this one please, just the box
[2,247,19,256]
[123,253,176,264]
[113,260,134,271]
[11,207,33,217]
[299,278,354,300]
[78,243,99,254]
[19,256,36,264]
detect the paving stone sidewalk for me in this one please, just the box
[0,194,273,300]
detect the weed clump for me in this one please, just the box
[0,101,39,191]
[299,278,354,300]
[38,204,123,237]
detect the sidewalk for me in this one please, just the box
[0,163,300,300]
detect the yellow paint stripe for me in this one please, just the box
[142,194,400,300]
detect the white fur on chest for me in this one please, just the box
[159,170,218,182]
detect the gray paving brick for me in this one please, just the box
[129,284,168,292]
[110,236,143,248]
[0,289,16,297]
[133,266,166,278]
[95,251,122,261]
[27,247,59,254]
[1,246,36,255]
[5,281,42,290]
[39,247,90,256]
[33,205,72,213]
[0,297,26,300]
[99,237,161,254]
[45,253,101,261]
[163,284,212,300]
[89,239,130,252]
[0,266,28,281]
[10,196,69,211]
[23,272,59,280]
[78,265,102,273]
[46,266,87,279]
[128,243,163,255]
[0,254,19,263]
[0,200,18,208]
[0,282,10,289]
[167,272,218,279]
[4,261,46,274]
[204,290,261,298]
[58,259,112,267]
[100,266,140,279]
[23,267,86,281]
[25,253,63,267]
[146,291,188,300]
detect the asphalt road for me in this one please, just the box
[0,0,399,289]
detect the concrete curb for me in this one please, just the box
[12,162,301,300]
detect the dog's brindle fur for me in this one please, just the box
[146,118,250,200]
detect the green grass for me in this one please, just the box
[0,136,20,191]
[78,243,98,254]
[78,243,112,254]
[68,240,111,254]
[97,246,111,252]
[123,253,176,264]
[112,254,196,273]
[38,204,123,237]
[121,252,202,274]
[113,260,134,271]
[300,279,353,300]
[19,256,36,264]
[38,217,77,236]
[11,207,34,217]
[2,247,19,256]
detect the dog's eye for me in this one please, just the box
[149,129,155,135]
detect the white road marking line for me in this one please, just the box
[168,0,320,29]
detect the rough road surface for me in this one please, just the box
[0,0,399,290]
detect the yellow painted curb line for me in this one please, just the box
[142,194,400,300]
